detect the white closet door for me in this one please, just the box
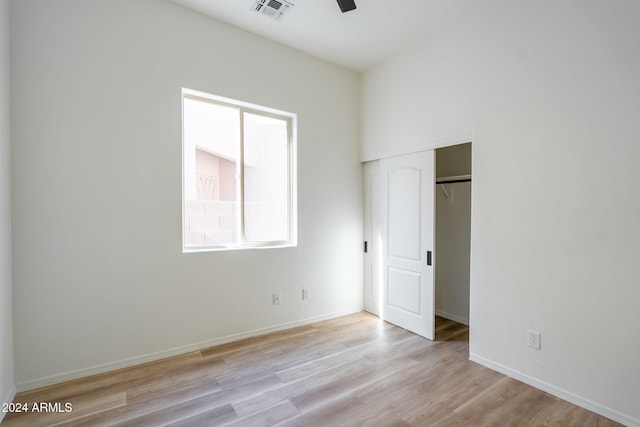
[363,161,381,316]
[380,151,435,340]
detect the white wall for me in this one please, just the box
[11,0,362,389]
[435,143,471,178]
[0,0,15,417]
[362,0,640,425]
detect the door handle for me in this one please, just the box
[427,250,432,266]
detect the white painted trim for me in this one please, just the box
[16,307,362,393]
[469,352,640,427]
[0,383,17,423]
[435,310,469,326]
[361,133,473,162]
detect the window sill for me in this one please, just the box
[182,243,297,253]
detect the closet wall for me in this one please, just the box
[435,143,471,325]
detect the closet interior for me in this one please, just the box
[435,143,472,326]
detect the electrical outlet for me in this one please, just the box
[272,292,281,305]
[302,288,310,300]
[528,330,541,350]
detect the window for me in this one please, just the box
[182,88,296,251]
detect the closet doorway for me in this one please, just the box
[435,143,471,331]
[363,142,471,340]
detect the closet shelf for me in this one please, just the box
[436,174,471,184]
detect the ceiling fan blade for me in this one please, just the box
[336,0,356,13]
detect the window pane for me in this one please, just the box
[183,97,239,247]
[243,112,289,243]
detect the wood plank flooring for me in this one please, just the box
[3,313,621,426]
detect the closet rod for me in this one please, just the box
[435,174,471,185]
[436,177,471,184]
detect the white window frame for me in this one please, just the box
[182,88,297,252]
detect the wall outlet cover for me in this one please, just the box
[272,292,282,305]
[528,330,541,350]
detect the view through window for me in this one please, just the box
[182,89,296,251]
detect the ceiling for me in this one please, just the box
[172,0,488,72]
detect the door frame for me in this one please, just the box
[362,135,473,337]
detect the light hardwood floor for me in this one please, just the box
[3,313,620,426]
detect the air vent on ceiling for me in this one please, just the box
[251,0,294,21]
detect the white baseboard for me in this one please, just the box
[16,306,362,393]
[469,352,639,427]
[1,383,17,423]
[435,309,469,325]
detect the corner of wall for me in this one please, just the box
[0,384,17,423]
[0,0,15,415]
